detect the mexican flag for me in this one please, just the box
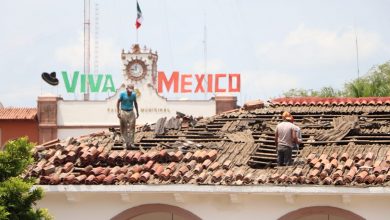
[135,0,143,29]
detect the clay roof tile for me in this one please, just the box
[0,107,37,120]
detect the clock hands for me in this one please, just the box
[127,61,146,80]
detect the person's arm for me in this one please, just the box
[291,127,298,144]
[297,128,302,144]
[134,97,139,118]
[275,129,279,147]
[116,94,122,118]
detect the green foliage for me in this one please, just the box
[283,86,343,98]
[0,138,34,182]
[0,137,52,220]
[317,86,344,97]
[283,88,312,97]
[0,178,52,220]
[344,62,390,97]
[282,61,390,98]
[0,206,9,220]
[344,78,367,97]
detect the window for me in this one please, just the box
[131,212,187,220]
[111,204,201,220]
[278,206,364,220]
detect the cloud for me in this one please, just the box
[184,58,299,102]
[241,70,299,99]
[257,25,383,68]
[55,36,83,69]
[55,33,119,72]
[1,84,41,107]
[190,59,226,73]
[188,59,299,102]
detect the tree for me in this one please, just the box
[282,88,312,97]
[283,86,343,98]
[344,61,390,97]
[282,61,390,98]
[0,137,52,220]
[344,78,368,97]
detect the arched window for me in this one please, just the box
[111,204,201,220]
[278,206,365,220]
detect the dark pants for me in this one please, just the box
[277,145,292,166]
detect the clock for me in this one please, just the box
[126,60,147,81]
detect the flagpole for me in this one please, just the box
[135,0,138,44]
[136,0,138,43]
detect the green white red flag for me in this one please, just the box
[135,1,143,29]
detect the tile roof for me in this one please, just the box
[0,107,37,120]
[27,97,390,186]
[270,97,390,106]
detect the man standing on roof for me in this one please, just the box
[275,111,299,166]
[289,116,303,150]
[116,84,139,149]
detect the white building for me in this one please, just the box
[39,185,379,220]
[31,96,390,220]
[37,44,237,143]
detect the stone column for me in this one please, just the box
[37,96,61,143]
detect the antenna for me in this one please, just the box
[163,0,174,79]
[94,3,99,75]
[203,12,208,99]
[94,2,100,99]
[354,22,360,80]
[84,0,91,101]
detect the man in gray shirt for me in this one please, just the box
[275,111,299,166]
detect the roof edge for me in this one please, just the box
[36,185,390,195]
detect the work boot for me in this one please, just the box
[128,143,138,149]
[126,143,131,150]
[126,143,137,150]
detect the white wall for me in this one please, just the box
[37,187,390,220]
[57,96,119,126]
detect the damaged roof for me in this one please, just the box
[28,97,390,186]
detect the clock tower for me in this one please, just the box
[121,44,158,90]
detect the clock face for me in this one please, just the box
[126,60,147,81]
[130,63,143,77]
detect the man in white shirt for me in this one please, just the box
[275,111,299,166]
[289,116,302,150]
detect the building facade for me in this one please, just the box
[38,185,379,220]
[0,108,39,147]
[30,97,390,220]
[37,44,237,142]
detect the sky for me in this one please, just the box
[1,0,390,107]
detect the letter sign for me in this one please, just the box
[157,72,240,94]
